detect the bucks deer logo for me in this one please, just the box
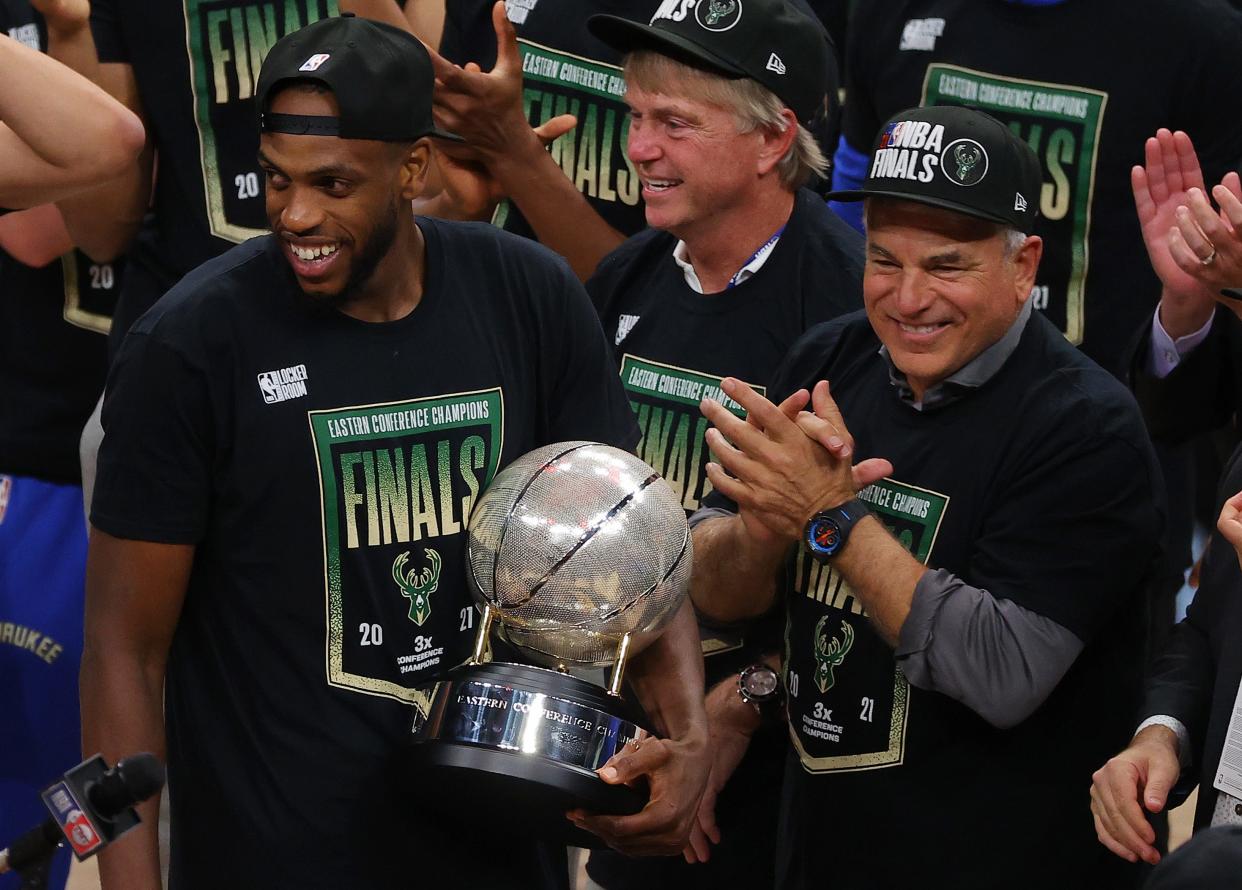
[941,138,988,186]
[813,616,854,694]
[696,0,741,31]
[393,549,441,626]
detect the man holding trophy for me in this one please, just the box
[81,15,708,890]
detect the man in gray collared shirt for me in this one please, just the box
[688,106,1162,887]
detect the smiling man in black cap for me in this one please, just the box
[689,104,1164,887]
[81,14,710,890]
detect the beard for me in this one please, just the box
[293,195,401,309]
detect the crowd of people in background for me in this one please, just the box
[5,1,1242,889]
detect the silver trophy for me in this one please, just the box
[410,442,691,844]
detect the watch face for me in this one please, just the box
[743,667,779,698]
[807,515,844,557]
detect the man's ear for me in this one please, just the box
[1012,234,1043,303]
[757,108,799,177]
[398,140,433,201]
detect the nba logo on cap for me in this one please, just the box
[299,53,331,72]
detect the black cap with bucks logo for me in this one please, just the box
[587,0,834,125]
[255,13,462,143]
[826,105,1042,233]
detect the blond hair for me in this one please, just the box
[623,50,828,190]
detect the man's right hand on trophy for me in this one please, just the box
[567,724,711,856]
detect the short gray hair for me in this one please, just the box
[864,200,1030,260]
[1001,227,1028,261]
[623,50,828,190]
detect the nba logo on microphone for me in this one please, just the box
[41,781,104,857]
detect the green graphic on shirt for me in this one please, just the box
[493,38,640,230]
[787,477,949,773]
[392,548,440,626]
[184,0,340,243]
[619,354,763,512]
[309,389,503,709]
[922,64,1107,346]
[812,617,854,694]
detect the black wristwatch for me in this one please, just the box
[803,499,871,563]
[738,663,783,718]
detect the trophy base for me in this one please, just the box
[410,662,646,848]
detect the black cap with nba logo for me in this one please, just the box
[826,105,1042,233]
[255,13,462,143]
[587,0,836,125]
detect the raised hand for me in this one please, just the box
[1133,130,1218,336]
[1170,172,1242,296]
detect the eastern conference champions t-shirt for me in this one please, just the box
[91,220,637,888]
[724,311,1162,886]
[841,0,1242,375]
[589,189,863,523]
[90,0,344,355]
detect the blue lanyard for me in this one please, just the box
[726,225,786,289]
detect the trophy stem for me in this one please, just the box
[606,633,632,698]
[468,605,495,665]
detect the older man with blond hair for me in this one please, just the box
[580,3,863,888]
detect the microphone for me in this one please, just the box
[0,753,165,876]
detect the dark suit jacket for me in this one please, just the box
[1131,307,1242,445]
[1141,443,1242,829]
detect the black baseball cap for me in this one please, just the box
[826,105,1042,233]
[256,14,462,143]
[587,0,835,125]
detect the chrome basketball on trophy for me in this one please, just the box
[409,442,691,842]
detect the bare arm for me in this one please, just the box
[0,33,143,208]
[39,0,155,264]
[570,599,710,855]
[689,514,785,624]
[81,530,193,890]
[0,203,73,267]
[340,0,412,32]
[404,0,446,48]
[427,2,626,279]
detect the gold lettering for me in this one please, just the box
[341,451,365,549]
[437,440,462,535]
[207,9,232,105]
[376,448,410,545]
[574,104,599,197]
[228,8,252,100]
[459,435,486,521]
[408,444,440,540]
[245,6,279,93]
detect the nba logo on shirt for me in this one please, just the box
[0,475,10,526]
[299,53,331,72]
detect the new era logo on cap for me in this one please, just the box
[299,53,331,72]
[766,53,786,75]
[1014,192,1028,212]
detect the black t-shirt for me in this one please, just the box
[590,188,861,666]
[0,1,122,484]
[585,190,861,890]
[733,312,1161,887]
[91,219,638,889]
[487,0,659,242]
[590,188,863,524]
[841,0,1242,377]
[90,0,343,356]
